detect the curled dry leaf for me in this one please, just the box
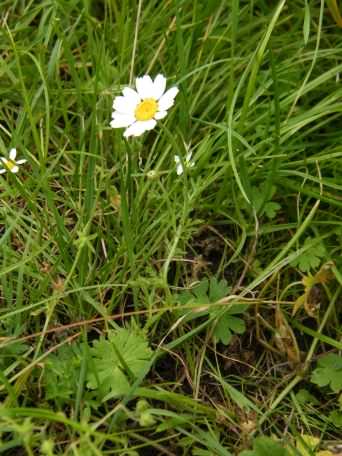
[275,306,301,366]
[292,261,335,317]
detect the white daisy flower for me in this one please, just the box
[0,148,27,174]
[174,152,195,176]
[110,74,179,138]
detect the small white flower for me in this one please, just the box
[174,152,195,175]
[0,148,27,174]
[110,74,179,138]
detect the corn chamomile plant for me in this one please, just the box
[110,74,179,137]
[0,148,26,174]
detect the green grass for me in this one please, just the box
[1,0,342,454]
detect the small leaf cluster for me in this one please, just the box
[87,328,153,401]
[290,237,326,273]
[43,327,153,404]
[311,353,342,393]
[250,185,281,220]
[177,277,248,345]
[44,344,82,404]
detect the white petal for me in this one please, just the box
[176,163,183,175]
[138,119,156,131]
[9,148,17,160]
[0,168,6,174]
[112,95,136,114]
[122,87,141,105]
[124,119,157,137]
[16,159,27,165]
[155,110,168,120]
[186,152,192,162]
[174,155,180,163]
[158,87,179,111]
[136,75,154,99]
[0,157,8,164]
[110,113,135,128]
[153,74,167,100]
[11,165,19,173]
[124,122,147,138]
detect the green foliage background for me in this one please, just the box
[0,0,342,454]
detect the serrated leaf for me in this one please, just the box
[214,314,246,345]
[193,279,210,302]
[177,277,231,318]
[264,201,281,219]
[87,328,153,400]
[178,277,230,309]
[311,354,342,393]
[214,318,233,345]
[227,316,246,333]
[291,237,326,273]
[249,185,280,219]
[300,254,320,272]
[209,277,230,302]
[177,290,194,305]
[178,280,210,309]
[44,344,82,402]
[176,278,246,345]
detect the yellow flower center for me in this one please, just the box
[135,98,158,121]
[4,160,15,171]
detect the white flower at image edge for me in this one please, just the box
[110,74,179,138]
[174,152,195,175]
[0,148,27,174]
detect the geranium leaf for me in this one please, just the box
[311,353,342,393]
[87,328,153,400]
